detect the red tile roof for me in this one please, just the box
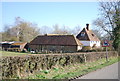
[76,28,100,41]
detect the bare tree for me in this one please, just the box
[93,1,120,52]
[92,29,103,40]
[71,25,82,36]
[40,26,53,35]
[52,24,71,35]
[93,1,120,40]
[2,17,40,42]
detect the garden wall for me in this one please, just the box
[1,51,118,79]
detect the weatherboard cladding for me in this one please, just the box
[76,28,100,41]
[30,35,82,46]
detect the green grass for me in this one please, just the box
[1,51,48,57]
[27,56,120,79]
[1,51,28,56]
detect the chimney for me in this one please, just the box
[86,24,89,30]
[44,34,47,36]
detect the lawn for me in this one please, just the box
[1,51,28,57]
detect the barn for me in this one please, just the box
[29,34,83,53]
[0,43,11,51]
[8,42,28,52]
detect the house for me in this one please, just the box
[8,42,28,52]
[76,24,101,48]
[29,34,83,53]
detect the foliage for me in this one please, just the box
[102,47,113,51]
[28,56,119,79]
[93,1,120,53]
[112,4,120,53]
[1,17,84,43]
[35,75,46,79]
[81,46,92,52]
[43,70,50,74]
[2,51,118,79]
[93,1,120,39]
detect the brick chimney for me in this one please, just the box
[86,24,89,30]
[44,34,47,36]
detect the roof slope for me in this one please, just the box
[30,35,82,46]
[76,28,100,41]
[11,42,27,45]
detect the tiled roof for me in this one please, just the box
[30,35,82,46]
[76,28,100,41]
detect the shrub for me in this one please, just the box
[35,75,46,79]
[102,47,113,51]
[91,47,103,52]
[79,46,103,52]
[81,46,92,52]
[43,70,50,74]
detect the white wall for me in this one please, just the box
[80,41,90,46]
[90,41,101,47]
[81,41,101,47]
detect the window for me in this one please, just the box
[81,32,85,36]
[92,34,94,37]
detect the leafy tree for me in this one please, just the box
[112,3,120,52]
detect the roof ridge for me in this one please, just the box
[38,34,73,36]
[30,35,83,46]
[46,34,71,36]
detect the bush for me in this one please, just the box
[79,46,103,52]
[102,47,113,51]
[81,46,92,52]
[91,47,103,52]
[35,75,46,79]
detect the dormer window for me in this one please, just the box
[81,32,85,37]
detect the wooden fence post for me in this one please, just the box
[84,54,86,63]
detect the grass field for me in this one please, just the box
[1,51,28,57]
[27,56,119,79]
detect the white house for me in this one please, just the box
[76,24,101,48]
